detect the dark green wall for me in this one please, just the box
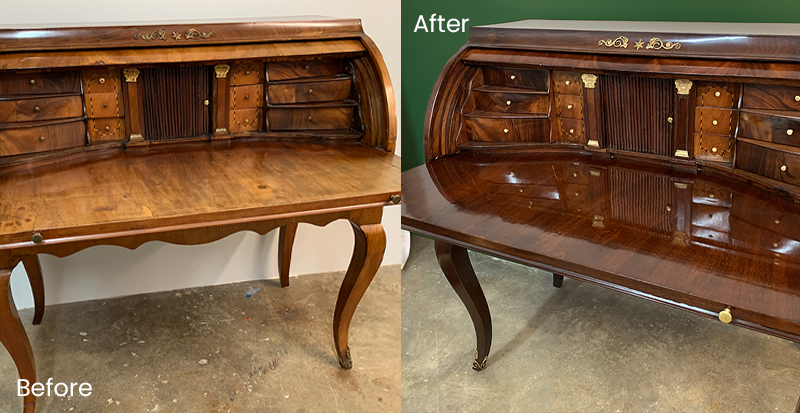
[401,0,800,171]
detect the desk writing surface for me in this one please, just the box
[402,153,800,325]
[0,141,400,245]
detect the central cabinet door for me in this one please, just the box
[600,75,675,157]
[139,65,212,141]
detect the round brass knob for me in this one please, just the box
[565,80,571,86]
[574,192,580,197]
[667,116,673,123]
[244,119,249,124]
[788,129,794,136]
[510,75,516,80]
[245,94,250,100]
[99,77,106,84]
[31,232,43,244]
[503,128,509,133]
[666,205,672,212]
[245,70,250,75]
[105,126,110,131]
[39,136,45,142]
[307,116,313,121]
[774,242,779,248]
[795,95,800,102]
[567,104,573,109]
[29,79,35,85]
[573,172,578,177]
[506,100,511,106]
[303,64,310,70]
[102,103,108,109]
[781,165,788,172]
[712,120,718,125]
[204,100,209,106]
[569,129,575,134]
[709,193,715,198]
[712,147,717,153]
[776,219,781,224]
[34,106,40,112]
[715,91,721,97]
[719,308,732,324]
[389,194,401,204]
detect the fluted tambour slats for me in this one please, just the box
[601,75,675,157]
[609,168,675,234]
[140,66,211,141]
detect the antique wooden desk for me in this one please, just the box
[0,17,400,412]
[402,20,800,407]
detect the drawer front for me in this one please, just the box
[558,118,585,143]
[268,78,352,104]
[230,108,262,133]
[692,204,731,232]
[696,82,738,108]
[0,121,86,156]
[0,71,81,96]
[87,118,125,142]
[465,116,549,143]
[267,106,354,130]
[231,84,264,110]
[482,67,548,91]
[82,69,121,94]
[556,94,583,119]
[694,107,736,136]
[562,164,592,185]
[739,111,800,148]
[230,62,265,86]
[735,141,800,186]
[85,93,122,118]
[694,133,734,162]
[743,84,800,111]
[0,96,83,123]
[692,182,733,207]
[471,91,549,115]
[268,60,344,81]
[553,71,583,95]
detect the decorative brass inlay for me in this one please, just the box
[135,29,166,41]
[675,149,690,158]
[473,349,488,371]
[589,169,601,177]
[172,31,182,40]
[675,79,693,95]
[129,133,144,142]
[718,308,732,324]
[587,139,600,148]
[634,39,645,50]
[214,64,231,79]
[581,74,597,89]
[674,182,688,189]
[123,68,140,83]
[646,37,681,50]
[598,36,629,48]
[592,215,605,229]
[185,29,216,40]
[215,127,229,135]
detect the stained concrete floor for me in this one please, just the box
[401,235,800,413]
[0,266,400,413]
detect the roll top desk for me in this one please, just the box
[0,17,400,413]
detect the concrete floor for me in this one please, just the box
[401,235,800,413]
[0,266,400,413]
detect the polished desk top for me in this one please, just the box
[402,153,800,330]
[0,141,400,246]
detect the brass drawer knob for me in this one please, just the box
[715,91,721,97]
[307,115,313,121]
[719,308,732,324]
[788,129,794,136]
[666,205,672,212]
[712,120,718,125]
[245,94,250,100]
[667,116,673,123]
[567,104,573,109]
[31,232,43,244]
[105,126,110,132]
[503,128,509,133]
[506,100,511,106]
[569,129,575,134]
[510,75,516,80]
[303,64,310,70]
[308,89,314,94]
[39,136,45,142]
[29,79,35,85]
[712,147,717,153]
[34,106,40,112]
[244,119,250,124]
[776,219,781,224]
[99,77,106,84]
[204,100,209,106]
[781,165,788,172]
[795,95,800,102]
[573,172,578,177]
[245,70,250,75]
[389,194,401,204]
[102,103,108,109]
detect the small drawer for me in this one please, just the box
[743,84,800,111]
[696,82,738,108]
[229,108,262,133]
[82,69,121,94]
[0,95,83,123]
[267,106,354,130]
[694,133,734,162]
[87,118,125,142]
[231,84,264,110]
[464,115,550,143]
[268,59,344,81]
[268,77,352,104]
[556,94,583,119]
[85,93,122,118]
[553,71,583,96]
[695,107,736,136]
[0,121,86,156]
[0,71,81,96]
[563,183,591,211]
[562,165,591,185]
[692,204,730,233]
[692,227,730,244]
[471,90,549,115]
[230,62,265,86]
[739,111,800,148]
[692,182,733,207]
[735,140,800,186]
[481,67,548,91]
[558,118,585,143]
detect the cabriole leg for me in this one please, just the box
[333,222,386,369]
[278,223,298,288]
[0,268,37,413]
[22,256,44,325]
[434,240,492,371]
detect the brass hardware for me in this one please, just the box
[565,80,571,85]
[581,74,597,88]
[788,129,794,136]
[715,91,720,97]
[574,192,580,197]
[587,139,600,148]
[675,149,690,158]
[712,147,717,153]
[775,219,781,224]
[304,64,310,70]
[135,29,166,41]
[99,77,106,84]
[709,193,715,198]
[510,75,516,80]
[503,128,509,133]
[123,68,140,83]
[31,233,43,244]
[309,89,314,94]
[569,129,575,134]
[674,182,688,189]
[675,79,693,95]
[34,106,40,112]
[389,194,401,204]
[129,133,144,142]
[39,136,45,142]
[29,79,35,85]
[634,39,644,49]
[245,70,250,75]
[185,29,216,40]
[667,116,673,123]
[214,64,230,79]
[573,172,578,177]
[307,116,313,121]
[506,100,511,106]
[795,95,800,102]
[646,37,681,50]
[598,36,629,48]
[589,169,601,177]
[102,103,108,109]
[214,127,228,135]
[712,120,718,125]
[245,94,250,100]
[774,242,779,248]
[567,104,573,109]
[204,99,209,106]
[171,32,182,40]
[592,215,605,229]
[781,165,788,172]
[666,205,672,212]
[708,214,713,219]
[105,126,110,132]
[718,308,732,324]
[244,119,250,124]
[473,349,488,371]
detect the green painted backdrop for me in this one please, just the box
[401,0,800,171]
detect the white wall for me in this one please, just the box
[2,0,401,310]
